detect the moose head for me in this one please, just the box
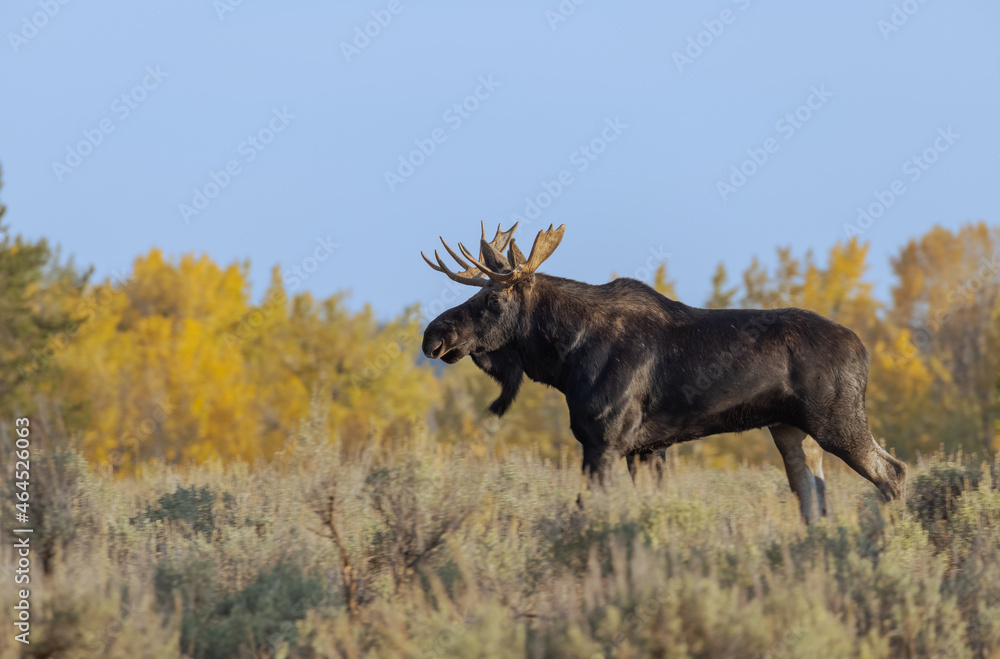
[421,222,565,414]
[421,222,565,363]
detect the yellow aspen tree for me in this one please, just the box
[889,223,1000,452]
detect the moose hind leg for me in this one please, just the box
[814,418,906,502]
[769,423,826,522]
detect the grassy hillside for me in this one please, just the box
[3,410,999,658]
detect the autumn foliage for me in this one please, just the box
[2,162,999,470]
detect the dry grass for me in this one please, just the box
[3,410,1000,658]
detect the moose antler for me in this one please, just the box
[520,223,565,274]
[421,244,489,287]
[421,221,520,287]
[422,223,565,286]
[460,224,565,284]
[485,221,518,254]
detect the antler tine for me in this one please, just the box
[520,224,566,275]
[421,250,444,272]
[458,242,516,284]
[424,249,489,287]
[459,241,507,278]
[457,241,480,267]
[488,222,519,253]
[439,236,475,272]
[507,239,526,268]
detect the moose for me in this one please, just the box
[421,223,906,521]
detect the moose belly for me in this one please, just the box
[647,361,797,442]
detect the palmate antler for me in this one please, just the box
[422,222,565,286]
[421,221,510,287]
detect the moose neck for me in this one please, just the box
[513,274,597,392]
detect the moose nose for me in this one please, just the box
[424,339,445,359]
[423,317,451,359]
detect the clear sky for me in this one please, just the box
[1,1,998,320]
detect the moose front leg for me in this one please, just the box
[571,403,641,495]
[572,441,616,509]
[570,413,618,496]
[581,443,616,486]
[626,449,667,486]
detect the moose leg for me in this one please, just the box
[769,423,826,522]
[812,415,906,502]
[572,403,643,504]
[626,450,666,486]
[575,443,615,508]
[581,443,615,487]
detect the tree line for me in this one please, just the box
[2,168,997,470]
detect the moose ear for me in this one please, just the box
[480,239,511,272]
[507,239,526,269]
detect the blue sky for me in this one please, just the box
[1,0,997,320]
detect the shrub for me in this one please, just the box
[10,420,1000,658]
[196,563,328,658]
[909,457,983,525]
[134,484,234,537]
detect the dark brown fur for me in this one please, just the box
[423,273,906,515]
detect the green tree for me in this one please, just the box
[0,165,89,418]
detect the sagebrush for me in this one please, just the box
[3,413,1000,658]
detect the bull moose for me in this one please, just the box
[421,223,906,521]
